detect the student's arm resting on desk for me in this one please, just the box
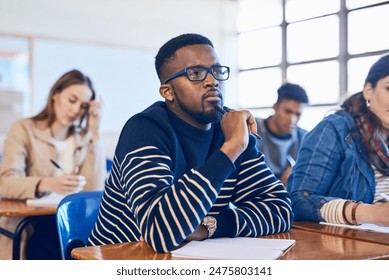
[213,146,293,238]
[288,115,371,222]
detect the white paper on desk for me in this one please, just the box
[171,237,295,260]
[320,222,389,233]
[26,193,65,207]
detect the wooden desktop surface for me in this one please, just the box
[0,198,56,217]
[293,221,389,246]
[71,228,389,260]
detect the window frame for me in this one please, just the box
[237,0,389,110]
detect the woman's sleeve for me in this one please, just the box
[288,119,344,222]
[0,120,42,199]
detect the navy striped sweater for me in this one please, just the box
[88,101,293,253]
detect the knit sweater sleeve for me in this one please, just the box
[211,140,293,238]
[115,114,235,253]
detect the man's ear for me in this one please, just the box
[159,84,174,102]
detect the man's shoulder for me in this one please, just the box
[255,117,266,123]
[120,101,172,138]
[127,101,168,124]
[295,125,307,135]
[137,101,167,116]
[254,117,267,130]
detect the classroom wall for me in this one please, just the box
[0,0,239,157]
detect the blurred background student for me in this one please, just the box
[255,82,309,186]
[289,54,389,227]
[0,69,106,259]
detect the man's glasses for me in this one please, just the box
[164,65,230,84]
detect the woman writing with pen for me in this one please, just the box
[0,69,106,259]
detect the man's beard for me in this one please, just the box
[172,87,223,125]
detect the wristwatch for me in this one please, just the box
[202,216,217,238]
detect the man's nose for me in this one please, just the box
[204,71,219,86]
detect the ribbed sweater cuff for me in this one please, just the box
[213,209,236,238]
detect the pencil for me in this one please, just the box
[50,159,67,175]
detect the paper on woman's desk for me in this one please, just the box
[320,222,389,233]
[26,193,65,207]
[171,237,295,260]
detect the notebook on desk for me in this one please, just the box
[26,193,65,207]
[320,222,389,233]
[171,237,295,260]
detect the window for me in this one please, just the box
[238,27,282,69]
[238,67,282,108]
[287,15,339,63]
[287,61,339,104]
[348,4,389,54]
[237,0,389,129]
[0,36,30,133]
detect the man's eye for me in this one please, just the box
[190,70,202,77]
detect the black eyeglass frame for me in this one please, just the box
[163,65,230,84]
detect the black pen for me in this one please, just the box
[214,105,262,140]
[50,159,67,175]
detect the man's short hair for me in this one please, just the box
[155,33,214,83]
[276,82,309,104]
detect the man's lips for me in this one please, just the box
[204,96,221,102]
[203,89,222,102]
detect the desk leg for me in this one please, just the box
[0,227,14,239]
[12,216,49,260]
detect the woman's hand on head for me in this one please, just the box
[87,97,102,141]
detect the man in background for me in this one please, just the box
[256,82,309,187]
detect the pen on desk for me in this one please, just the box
[379,193,389,202]
[214,105,262,140]
[50,159,67,175]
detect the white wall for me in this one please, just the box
[0,0,237,51]
[0,0,239,157]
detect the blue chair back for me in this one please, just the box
[56,191,103,260]
[106,158,113,172]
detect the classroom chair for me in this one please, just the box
[56,190,103,260]
[106,158,113,172]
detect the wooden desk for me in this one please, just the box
[71,228,389,260]
[0,198,56,259]
[293,221,389,246]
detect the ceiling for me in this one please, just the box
[0,0,237,51]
